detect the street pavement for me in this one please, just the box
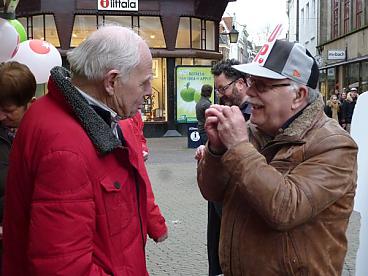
[144,137,360,276]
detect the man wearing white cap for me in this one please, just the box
[197,39,358,275]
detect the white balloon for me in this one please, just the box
[350,92,368,276]
[10,39,62,84]
[0,17,19,62]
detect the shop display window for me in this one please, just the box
[71,15,97,47]
[17,15,60,47]
[192,18,201,49]
[361,61,368,93]
[327,67,336,96]
[176,17,215,50]
[71,15,166,49]
[142,58,167,122]
[345,62,359,89]
[175,17,191,48]
[139,17,166,48]
[101,16,131,28]
[206,21,215,50]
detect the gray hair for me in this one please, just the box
[67,25,144,82]
[289,81,319,103]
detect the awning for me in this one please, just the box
[319,55,368,70]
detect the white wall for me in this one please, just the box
[288,0,318,57]
[288,0,298,42]
[299,0,318,56]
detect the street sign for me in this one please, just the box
[327,50,346,60]
[97,0,138,11]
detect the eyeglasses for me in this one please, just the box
[214,79,237,94]
[246,77,291,93]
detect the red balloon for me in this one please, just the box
[29,40,51,55]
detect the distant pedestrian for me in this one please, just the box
[324,94,341,122]
[196,84,213,145]
[341,88,358,132]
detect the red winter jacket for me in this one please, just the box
[120,118,167,241]
[130,112,149,154]
[3,67,164,275]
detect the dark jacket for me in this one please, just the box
[239,101,251,121]
[341,99,357,124]
[196,96,211,134]
[3,67,155,275]
[0,126,12,222]
[198,95,358,275]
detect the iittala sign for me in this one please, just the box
[98,0,138,11]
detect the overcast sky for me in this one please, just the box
[224,0,289,45]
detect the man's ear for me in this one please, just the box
[292,86,308,110]
[104,69,120,96]
[236,78,247,91]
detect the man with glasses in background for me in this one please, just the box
[196,59,251,276]
[197,40,358,275]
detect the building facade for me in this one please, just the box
[287,0,319,57]
[287,0,367,101]
[318,0,368,99]
[11,0,235,137]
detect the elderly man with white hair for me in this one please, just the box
[3,26,166,275]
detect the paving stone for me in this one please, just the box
[145,137,360,276]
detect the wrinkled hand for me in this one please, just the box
[195,145,206,160]
[214,105,249,149]
[154,231,168,243]
[205,105,227,154]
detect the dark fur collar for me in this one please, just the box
[49,66,121,155]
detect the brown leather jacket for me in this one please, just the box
[197,96,358,275]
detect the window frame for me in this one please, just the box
[332,0,339,38]
[343,0,350,34]
[175,17,216,51]
[356,0,363,28]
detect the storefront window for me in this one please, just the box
[74,15,166,49]
[192,18,201,49]
[176,17,190,48]
[345,62,359,89]
[142,58,167,122]
[139,17,166,48]
[102,16,131,28]
[327,67,336,96]
[176,17,215,50]
[176,58,216,66]
[30,15,60,47]
[360,61,368,93]
[71,15,97,47]
[45,15,60,47]
[194,59,215,65]
[32,15,44,40]
[16,15,60,47]
[319,69,328,101]
[206,21,215,50]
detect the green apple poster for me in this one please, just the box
[176,66,214,123]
